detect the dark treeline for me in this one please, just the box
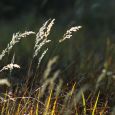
[0,0,115,31]
[0,0,75,18]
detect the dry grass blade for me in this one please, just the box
[59,26,82,43]
[37,48,48,69]
[92,91,100,115]
[33,19,55,58]
[74,84,89,106]
[81,90,86,115]
[0,31,35,61]
[44,89,53,115]
[0,64,20,72]
[96,69,107,90]
[55,79,63,97]
[51,97,58,115]
[100,100,108,115]
[0,79,11,86]
[43,56,58,80]
[70,82,76,96]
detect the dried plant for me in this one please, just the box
[59,26,82,43]
[0,31,35,61]
[43,56,58,80]
[0,79,11,87]
[0,64,20,72]
[0,19,112,115]
[37,48,48,69]
[33,19,55,58]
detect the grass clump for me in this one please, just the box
[0,19,114,115]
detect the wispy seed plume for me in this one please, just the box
[33,19,55,58]
[59,26,82,43]
[0,64,20,72]
[0,31,35,61]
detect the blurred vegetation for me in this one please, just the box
[0,0,115,25]
[0,1,115,114]
[1,0,115,80]
[0,0,115,41]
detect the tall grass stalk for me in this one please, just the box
[92,91,100,115]
[43,89,53,115]
[81,91,86,115]
[59,26,82,43]
[0,31,35,61]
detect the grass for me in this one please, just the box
[0,19,115,115]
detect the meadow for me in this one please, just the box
[0,19,115,115]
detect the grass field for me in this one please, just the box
[0,19,115,115]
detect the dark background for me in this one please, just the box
[0,0,115,42]
[1,0,115,28]
[0,0,115,82]
[0,0,115,37]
